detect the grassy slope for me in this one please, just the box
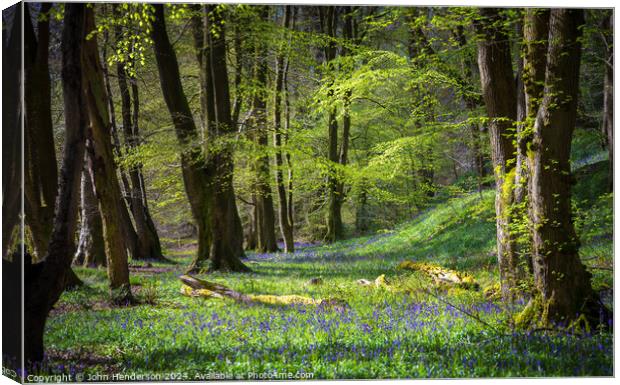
[41,162,612,379]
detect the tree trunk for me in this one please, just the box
[152,4,248,272]
[452,24,487,192]
[74,165,107,267]
[527,9,605,326]
[115,36,165,261]
[23,3,87,364]
[2,4,25,369]
[274,5,295,253]
[82,7,132,302]
[153,4,212,272]
[2,3,23,259]
[475,8,524,300]
[23,3,57,260]
[250,7,279,252]
[320,6,344,243]
[601,13,613,192]
[204,4,249,269]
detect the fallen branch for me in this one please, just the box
[397,261,480,290]
[179,275,347,308]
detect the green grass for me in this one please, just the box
[38,164,613,380]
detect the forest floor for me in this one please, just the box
[39,162,613,379]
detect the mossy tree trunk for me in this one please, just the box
[475,8,527,300]
[82,7,132,302]
[526,9,605,326]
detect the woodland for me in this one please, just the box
[1,2,614,380]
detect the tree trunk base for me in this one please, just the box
[515,293,612,332]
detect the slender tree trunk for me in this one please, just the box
[74,165,107,267]
[250,7,279,252]
[82,7,132,302]
[23,3,57,260]
[274,5,295,253]
[452,24,487,191]
[284,47,295,231]
[319,6,344,243]
[116,41,165,261]
[475,8,524,300]
[23,3,87,364]
[98,9,141,263]
[527,9,606,326]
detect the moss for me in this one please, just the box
[483,283,502,300]
[515,295,543,329]
[398,260,479,290]
[568,314,592,335]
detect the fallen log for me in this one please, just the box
[397,261,480,290]
[179,275,346,308]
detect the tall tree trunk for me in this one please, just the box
[2,3,23,259]
[82,7,132,302]
[2,4,25,370]
[154,4,212,272]
[250,7,279,252]
[320,6,344,243]
[115,38,165,261]
[274,5,295,253]
[23,3,87,364]
[204,4,248,269]
[74,165,107,267]
[452,24,487,192]
[332,7,354,234]
[152,5,248,272]
[23,3,57,260]
[601,13,613,192]
[475,8,524,301]
[527,9,605,326]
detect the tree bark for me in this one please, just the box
[115,33,165,261]
[274,5,295,252]
[82,7,132,302]
[154,4,213,272]
[2,3,23,259]
[152,4,249,272]
[601,13,613,191]
[23,3,87,364]
[527,9,604,325]
[74,165,107,267]
[2,4,25,369]
[23,3,57,260]
[452,24,487,192]
[204,4,248,269]
[250,7,279,252]
[320,6,344,243]
[475,8,524,300]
